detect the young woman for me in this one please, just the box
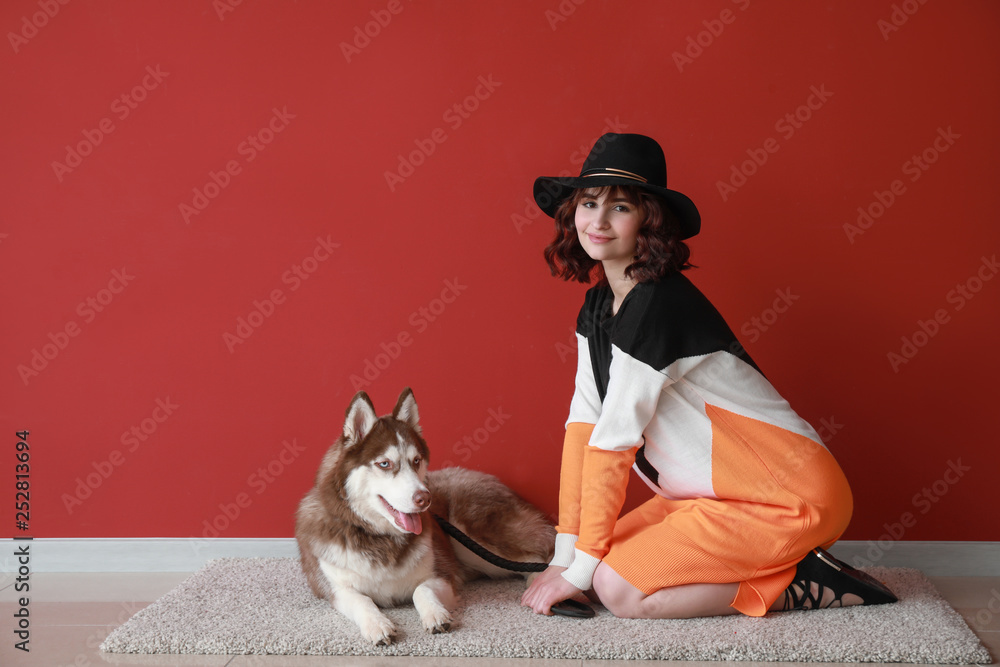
[521,133,896,619]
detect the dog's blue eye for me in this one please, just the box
[376,461,391,469]
[413,457,422,467]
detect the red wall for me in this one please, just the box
[2,1,998,543]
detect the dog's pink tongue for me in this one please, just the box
[395,511,423,535]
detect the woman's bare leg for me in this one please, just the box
[592,561,868,618]
[591,562,741,619]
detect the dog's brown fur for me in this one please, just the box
[428,467,556,583]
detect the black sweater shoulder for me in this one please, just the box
[609,272,760,374]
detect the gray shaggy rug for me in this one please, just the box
[100,557,991,663]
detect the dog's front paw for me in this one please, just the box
[359,612,397,646]
[421,606,453,634]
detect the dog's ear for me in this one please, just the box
[343,391,378,446]
[392,387,421,434]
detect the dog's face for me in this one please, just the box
[334,388,431,536]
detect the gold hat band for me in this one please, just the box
[582,167,648,183]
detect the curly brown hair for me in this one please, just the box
[543,185,694,283]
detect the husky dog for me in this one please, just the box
[295,387,554,645]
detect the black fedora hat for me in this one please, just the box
[533,133,701,239]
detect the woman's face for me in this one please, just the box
[574,188,642,264]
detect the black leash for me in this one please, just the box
[431,513,596,618]
[432,513,546,573]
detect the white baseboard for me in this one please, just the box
[827,541,1000,576]
[2,539,998,576]
[1,538,298,573]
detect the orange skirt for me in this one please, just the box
[603,406,853,617]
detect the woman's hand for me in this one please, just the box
[521,566,583,615]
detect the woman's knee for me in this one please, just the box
[592,563,644,618]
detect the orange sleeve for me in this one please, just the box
[576,444,638,561]
[555,422,595,536]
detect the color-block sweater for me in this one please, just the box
[552,272,829,590]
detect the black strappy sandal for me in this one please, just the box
[782,548,898,611]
